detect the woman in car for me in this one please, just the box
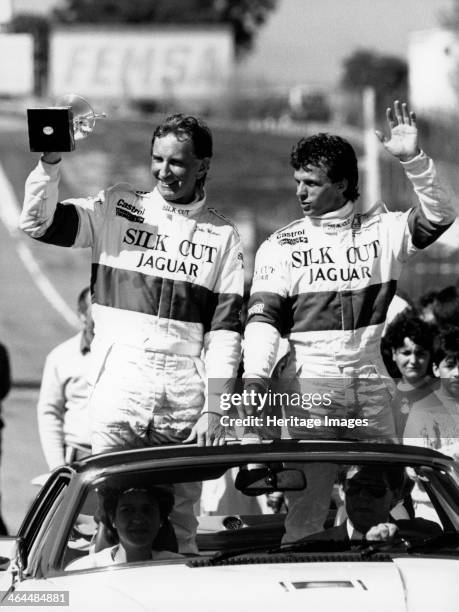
[67,484,182,569]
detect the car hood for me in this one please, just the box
[32,557,459,612]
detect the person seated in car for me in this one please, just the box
[297,465,442,544]
[67,484,182,569]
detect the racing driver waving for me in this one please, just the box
[243,101,456,542]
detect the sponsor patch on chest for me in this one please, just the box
[116,198,146,223]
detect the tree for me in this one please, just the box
[52,0,278,56]
[341,49,408,116]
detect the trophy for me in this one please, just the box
[27,94,106,152]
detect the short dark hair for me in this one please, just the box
[432,286,459,328]
[419,290,438,309]
[432,326,459,366]
[290,133,359,202]
[384,312,435,354]
[103,484,174,526]
[77,287,91,316]
[151,113,213,159]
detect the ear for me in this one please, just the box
[432,363,440,378]
[197,157,210,179]
[391,348,397,362]
[335,178,348,194]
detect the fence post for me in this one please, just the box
[362,86,381,212]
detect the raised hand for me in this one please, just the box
[375,100,420,162]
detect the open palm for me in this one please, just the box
[375,101,419,161]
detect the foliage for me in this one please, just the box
[52,0,278,56]
[340,49,408,118]
[7,13,50,96]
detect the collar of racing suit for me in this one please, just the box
[150,186,207,218]
[308,201,354,226]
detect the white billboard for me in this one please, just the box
[409,29,459,113]
[0,0,13,24]
[0,33,33,95]
[50,27,234,100]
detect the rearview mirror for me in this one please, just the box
[235,465,306,496]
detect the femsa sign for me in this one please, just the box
[49,27,234,100]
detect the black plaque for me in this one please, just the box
[27,107,75,152]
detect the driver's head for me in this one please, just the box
[342,465,405,534]
[290,133,360,204]
[150,114,213,204]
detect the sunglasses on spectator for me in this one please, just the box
[344,481,389,498]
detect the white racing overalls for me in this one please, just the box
[21,159,244,552]
[244,151,456,540]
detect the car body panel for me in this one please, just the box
[4,559,459,612]
[0,442,457,611]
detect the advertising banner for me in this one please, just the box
[0,33,33,95]
[50,27,234,100]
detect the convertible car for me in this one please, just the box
[0,441,458,611]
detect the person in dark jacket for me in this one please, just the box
[297,464,442,544]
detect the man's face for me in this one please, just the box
[344,467,395,534]
[151,132,207,204]
[433,355,459,399]
[293,164,347,217]
[392,337,430,384]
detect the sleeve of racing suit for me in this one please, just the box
[243,238,290,386]
[37,349,66,470]
[20,159,104,247]
[203,228,244,413]
[394,151,457,260]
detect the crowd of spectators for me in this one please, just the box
[382,285,459,456]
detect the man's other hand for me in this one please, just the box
[183,412,225,447]
[242,381,266,416]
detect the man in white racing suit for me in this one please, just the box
[243,101,456,542]
[21,114,244,552]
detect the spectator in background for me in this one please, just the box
[418,290,438,324]
[37,287,93,470]
[383,312,440,442]
[432,286,459,328]
[430,326,459,457]
[0,342,11,535]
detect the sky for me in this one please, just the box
[7,0,455,89]
[237,0,454,89]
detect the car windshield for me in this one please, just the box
[62,454,459,571]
